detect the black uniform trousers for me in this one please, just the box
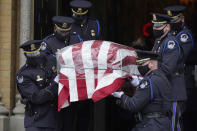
[132,117,171,131]
[26,127,54,131]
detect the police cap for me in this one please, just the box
[151,13,172,27]
[52,16,74,31]
[164,5,186,21]
[70,0,92,15]
[20,40,46,57]
[136,50,159,65]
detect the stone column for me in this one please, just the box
[0,93,9,131]
[9,94,25,131]
[10,0,33,131]
[19,0,33,67]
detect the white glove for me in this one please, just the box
[130,76,143,86]
[54,75,59,83]
[112,91,124,98]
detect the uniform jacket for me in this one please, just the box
[152,33,187,101]
[71,17,101,41]
[16,57,58,128]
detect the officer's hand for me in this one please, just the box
[130,76,143,86]
[112,91,124,98]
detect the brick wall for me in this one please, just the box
[0,0,18,112]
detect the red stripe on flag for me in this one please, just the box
[112,56,137,67]
[58,73,69,111]
[92,78,125,102]
[72,43,88,100]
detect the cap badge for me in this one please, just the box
[77,8,82,13]
[36,75,43,81]
[153,14,157,21]
[30,44,36,51]
[167,10,172,16]
[62,23,67,28]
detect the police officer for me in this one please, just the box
[16,40,58,131]
[164,5,195,131]
[43,16,82,55]
[43,16,82,131]
[164,5,194,59]
[112,50,172,131]
[151,13,186,131]
[70,0,101,41]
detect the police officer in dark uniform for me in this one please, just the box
[43,16,82,131]
[164,5,194,59]
[164,5,195,131]
[66,1,101,131]
[16,40,58,131]
[70,0,101,41]
[112,50,172,131]
[43,16,82,55]
[151,13,186,131]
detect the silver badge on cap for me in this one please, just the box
[167,41,175,49]
[180,34,188,43]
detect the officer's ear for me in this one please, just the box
[54,26,57,32]
[165,24,170,32]
[149,60,158,70]
[181,16,185,23]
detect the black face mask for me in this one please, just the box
[138,65,150,76]
[153,25,167,39]
[54,31,70,42]
[72,13,87,24]
[171,22,183,33]
[26,52,47,67]
[153,29,164,39]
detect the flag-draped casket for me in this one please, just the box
[56,40,139,111]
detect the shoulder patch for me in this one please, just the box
[180,34,188,43]
[139,80,148,89]
[17,75,23,84]
[167,41,175,49]
[40,42,47,51]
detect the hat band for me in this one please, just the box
[71,8,88,15]
[136,58,151,64]
[24,47,41,54]
[152,20,168,24]
[171,13,182,19]
[55,24,72,31]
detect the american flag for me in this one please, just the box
[57,40,138,111]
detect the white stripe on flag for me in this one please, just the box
[95,70,124,91]
[61,46,78,102]
[82,40,95,98]
[97,41,111,83]
[58,78,64,95]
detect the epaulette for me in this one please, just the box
[43,34,55,41]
